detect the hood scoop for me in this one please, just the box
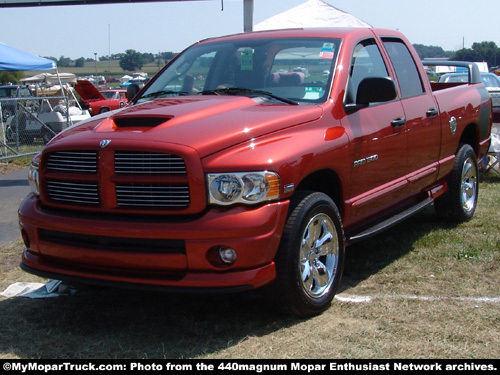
[113,116,172,128]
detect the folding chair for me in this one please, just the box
[482,132,500,176]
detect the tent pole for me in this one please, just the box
[243,0,254,32]
[55,67,71,128]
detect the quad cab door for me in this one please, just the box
[381,37,440,192]
[341,38,408,224]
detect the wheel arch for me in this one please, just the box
[459,122,480,155]
[293,169,344,217]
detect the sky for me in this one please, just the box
[1,0,500,60]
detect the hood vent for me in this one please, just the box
[114,116,171,128]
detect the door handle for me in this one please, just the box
[391,117,406,128]
[426,108,439,117]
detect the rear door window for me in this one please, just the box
[382,38,425,98]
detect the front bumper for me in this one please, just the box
[19,194,289,291]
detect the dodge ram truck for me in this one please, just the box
[18,28,492,317]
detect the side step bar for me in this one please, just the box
[346,197,434,244]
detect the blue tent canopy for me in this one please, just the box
[0,42,57,71]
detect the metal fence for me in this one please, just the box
[1,95,80,162]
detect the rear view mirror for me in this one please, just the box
[126,83,144,101]
[356,77,397,104]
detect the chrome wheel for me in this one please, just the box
[435,144,478,222]
[300,213,339,299]
[460,156,477,214]
[267,191,345,317]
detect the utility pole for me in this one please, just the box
[94,52,98,86]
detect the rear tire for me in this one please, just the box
[435,144,478,222]
[266,191,345,317]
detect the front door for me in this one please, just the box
[342,39,408,224]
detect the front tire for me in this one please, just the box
[435,144,478,222]
[267,191,345,317]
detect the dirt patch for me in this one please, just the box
[0,162,26,175]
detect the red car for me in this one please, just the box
[75,80,128,115]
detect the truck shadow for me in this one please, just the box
[340,205,458,292]
[0,286,299,359]
[0,207,458,359]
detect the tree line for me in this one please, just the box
[413,42,500,69]
[44,51,178,71]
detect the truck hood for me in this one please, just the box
[54,96,323,157]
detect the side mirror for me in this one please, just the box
[126,83,144,101]
[356,77,397,105]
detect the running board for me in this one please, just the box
[346,197,434,244]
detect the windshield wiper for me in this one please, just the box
[200,87,299,105]
[140,90,188,99]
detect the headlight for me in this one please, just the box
[207,171,280,205]
[28,161,40,195]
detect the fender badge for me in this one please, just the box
[99,139,112,148]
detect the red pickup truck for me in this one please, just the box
[19,28,492,317]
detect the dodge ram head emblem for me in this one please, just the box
[100,139,112,148]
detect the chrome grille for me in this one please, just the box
[46,151,97,173]
[46,180,99,205]
[116,184,190,207]
[115,152,186,174]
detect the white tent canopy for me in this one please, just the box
[254,0,371,31]
[20,72,77,86]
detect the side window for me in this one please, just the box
[382,38,425,98]
[346,39,389,104]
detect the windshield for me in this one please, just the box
[138,37,340,105]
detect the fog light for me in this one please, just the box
[219,246,237,264]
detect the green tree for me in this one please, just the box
[74,57,85,68]
[119,49,144,71]
[413,44,453,59]
[452,41,500,68]
[159,51,177,61]
[57,56,72,67]
[0,71,25,84]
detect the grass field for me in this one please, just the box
[0,174,499,359]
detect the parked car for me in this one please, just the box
[0,84,34,122]
[439,71,500,86]
[74,80,128,115]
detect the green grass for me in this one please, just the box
[0,175,499,359]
